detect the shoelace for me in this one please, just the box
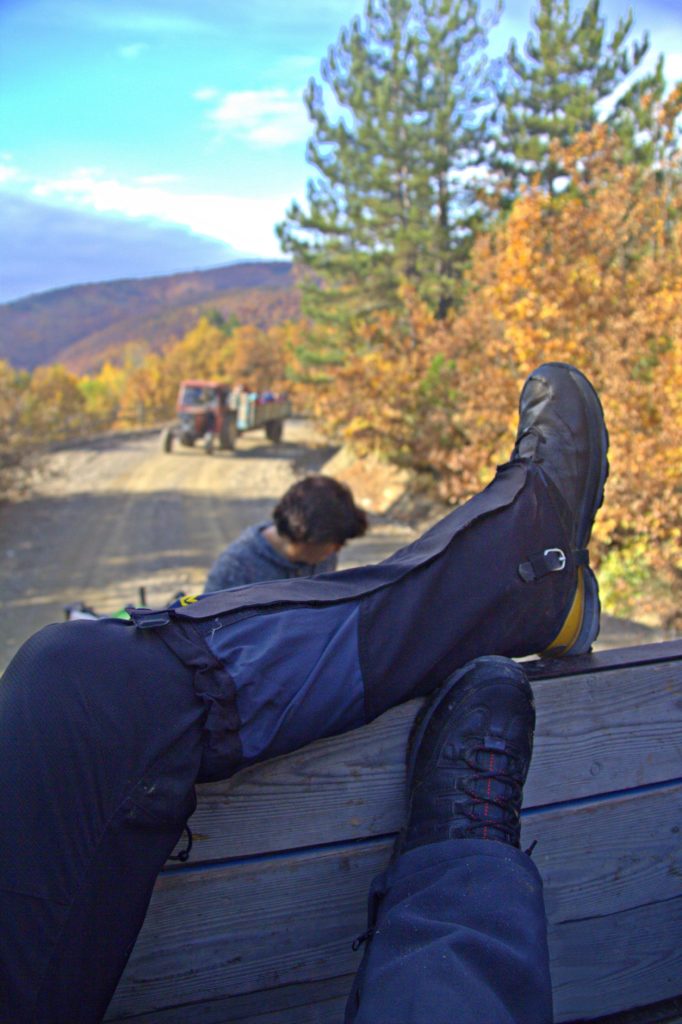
[460,745,523,842]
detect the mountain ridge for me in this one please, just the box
[0,260,297,373]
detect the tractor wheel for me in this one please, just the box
[161,428,174,453]
[265,419,283,443]
[220,415,238,450]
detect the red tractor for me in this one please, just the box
[160,380,290,454]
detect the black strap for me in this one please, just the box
[518,547,567,582]
[574,548,589,566]
[518,547,589,582]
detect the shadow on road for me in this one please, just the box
[0,490,289,669]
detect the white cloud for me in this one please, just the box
[193,87,219,102]
[72,4,214,36]
[135,174,181,185]
[107,11,212,34]
[663,51,682,84]
[118,42,149,60]
[29,168,289,259]
[29,2,216,36]
[206,88,309,147]
[0,164,19,185]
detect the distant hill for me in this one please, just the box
[0,261,298,373]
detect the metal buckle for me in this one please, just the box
[544,547,566,572]
[127,608,171,628]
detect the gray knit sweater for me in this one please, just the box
[203,522,338,593]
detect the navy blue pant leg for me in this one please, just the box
[346,839,553,1024]
[0,618,205,1024]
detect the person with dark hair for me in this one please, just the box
[203,474,369,592]
[0,363,608,1023]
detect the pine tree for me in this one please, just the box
[277,0,498,334]
[609,54,668,168]
[494,0,658,196]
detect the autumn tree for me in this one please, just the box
[161,316,235,387]
[278,0,498,332]
[105,314,295,427]
[493,0,661,196]
[222,323,289,392]
[19,365,88,443]
[305,285,514,496]
[306,99,681,624]
[113,350,168,428]
[78,361,126,430]
[455,106,682,624]
[0,360,32,491]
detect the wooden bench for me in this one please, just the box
[105,640,682,1023]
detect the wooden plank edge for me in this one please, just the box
[526,639,682,681]
[164,775,682,876]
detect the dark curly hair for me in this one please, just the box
[273,475,368,544]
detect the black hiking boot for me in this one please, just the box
[511,362,609,656]
[398,657,535,854]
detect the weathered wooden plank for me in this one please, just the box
[106,840,382,1018]
[530,660,682,807]
[107,782,682,1020]
[552,896,682,1021]
[573,995,682,1024]
[524,783,682,920]
[108,975,354,1023]
[110,894,682,1024]
[176,658,682,863]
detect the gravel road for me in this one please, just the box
[0,419,416,671]
[0,419,667,672]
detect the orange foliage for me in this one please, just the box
[307,107,681,625]
[466,121,682,566]
[98,316,299,428]
[222,323,289,392]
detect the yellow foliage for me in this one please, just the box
[21,364,87,442]
[304,106,682,625]
[79,314,297,429]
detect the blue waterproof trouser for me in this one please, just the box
[0,460,570,1022]
[0,620,203,1023]
[345,840,553,1024]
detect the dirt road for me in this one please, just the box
[0,420,417,671]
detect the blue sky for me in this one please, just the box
[1,0,681,302]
